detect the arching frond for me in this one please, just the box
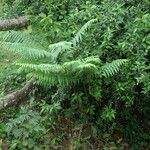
[0,31,43,48]
[47,19,97,60]
[0,19,128,87]
[0,31,52,59]
[48,41,73,61]
[101,59,128,77]
[72,19,97,46]
[84,56,101,65]
[1,42,52,59]
[16,57,101,85]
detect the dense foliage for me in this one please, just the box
[0,0,150,149]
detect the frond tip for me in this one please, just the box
[48,41,73,60]
[72,19,97,46]
[101,59,128,77]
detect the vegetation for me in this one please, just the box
[0,0,150,149]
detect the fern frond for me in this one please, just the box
[16,63,62,74]
[0,31,52,59]
[0,31,43,48]
[84,56,101,65]
[72,19,97,46]
[46,19,97,61]
[16,56,101,85]
[101,59,128,77]
[1,42,52,59]
[48,41,73,61]
[0,20,128,87]
[0,19,97,60]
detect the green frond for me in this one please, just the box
[0,20,128,87]
[16,56,101,85]
[47,19,97,60]
[0,31,43,48]
[16,57,127,85]
[16,63,62,74]
[48,41,73,61]
[0,31,52,59]
[84,56,101,65]
[0,31,27,43]
[101,59,128,77]
[1,42,52,59]
[0,19,97,62]
[72,19,97,46]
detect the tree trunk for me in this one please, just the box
[0,16,29,31]
[0,77,35,111]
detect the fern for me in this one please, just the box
[1,42,51,59]
[101,59,128,77]
[0,31,52,59]
[16,57,101,85]
[48,41,73,61]
[47,19,97,60]
[0,19,128,86]
[0,31,43,48]
[0,19,97,61]
[72,19,97,46]
[16,57,128,85]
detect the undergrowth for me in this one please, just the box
[0,0,150,149]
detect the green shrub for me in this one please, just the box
[1,0,150,149]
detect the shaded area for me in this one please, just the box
[0,77,35,111]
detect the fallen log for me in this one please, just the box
[0,77,36,111]
[0,16,29,31]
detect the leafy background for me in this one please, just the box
[0,0,150,149]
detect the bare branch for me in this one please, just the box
[0,77,36,111]
[0,16,29,31]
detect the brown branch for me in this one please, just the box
[0,77,36,111]
[0,16,29,31]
